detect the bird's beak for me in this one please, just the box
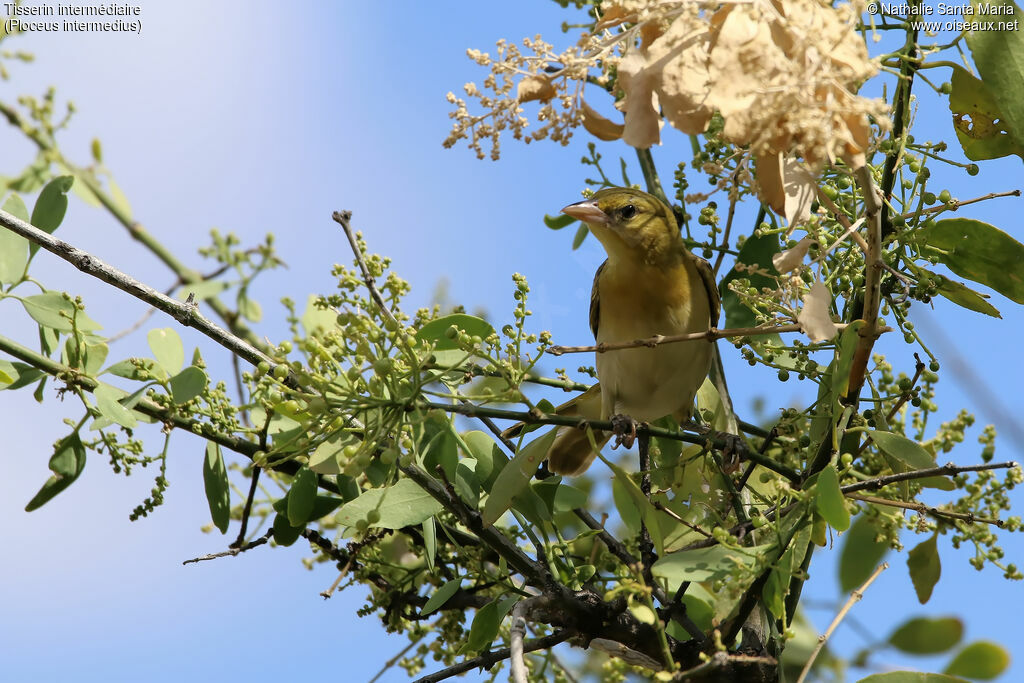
[561,199,608,225]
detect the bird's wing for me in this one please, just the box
[589,259,607,339]
[693,255,721,327]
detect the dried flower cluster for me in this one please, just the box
[445,0,889,173]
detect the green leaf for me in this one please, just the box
[606,459,663,554]
[0,193,30,283]
[839,515,889,593]
[25,432,86,511]
[543,213,576,230]
[29,176,73,259]
[461,430,504,489]
[287,467,319,526]
[93,383,138,429]
[481,427,556,527]
[203,443,231,534]
[309,433,354,475]
[423,517,436,569]
[907,533,941,604]
[106,178,133,220]
[102,357,159,381]
[943,641,1010,680]
[831,320,864,401]
[169,366,208,404]
[423,423,458,481]
[22,291,102,332]
[870,430,937,470]
[857,674,970,683]
[922,218,1024,304]
[0,360,43,390]
[888,616,963,655]
[815,465,850,531]
[416,313,495,349]
[948,64,1024,160]
[571,223,589,250]
[965,1,1024,152]
[932,273,1002,318]
[421,578,462,616]
[719,230,780,328]
[463,596,518,654]
[653,544,768,587]
[336,478,442,529]
[272,513,303,546]
[238,293,262,323]
[300,294,337,337]
[148,327,184,375]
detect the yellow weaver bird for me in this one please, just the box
[519,187,721,476]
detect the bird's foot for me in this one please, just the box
[610,413,638,449]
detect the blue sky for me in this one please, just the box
[1,2,1021,681]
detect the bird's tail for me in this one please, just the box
[501,384,608,476]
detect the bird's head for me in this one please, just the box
[561,187,681,264]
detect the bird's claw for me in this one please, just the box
[610,413,638,449]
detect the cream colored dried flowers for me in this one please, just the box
[445,0,889,173]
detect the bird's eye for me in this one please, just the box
[618,204,637,220]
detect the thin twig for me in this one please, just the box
[182,529,273,564]
[417,399,802,483]
[652,502,713,539]
[841,461,1018,494]
[411,630,574,683]
[230,465,262,549]
[548,322,807,356]
[795,562,888,683]
[332,210,399,326]
[368,638,421,683]
[897,188,1021,220]
[847,493,1006,527]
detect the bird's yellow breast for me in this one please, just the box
[595,254,713,421]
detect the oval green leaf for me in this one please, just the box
[335,478,442,530]
[25,433,86,511]
[169,366,208,404]
[0,193,30,283]
[203,443,231,534]
[148,327,184,375]
[415,313,495,350]
[482,427,556,527]
[870,430,936,471]
[943,641,1010,680]
[907,533,941,604]
[816,464,850,531]
[421,578,462,616]
[839,515,890,593]
[287,466,318,526]
[888,616,963,655]
[922,217,1024,304]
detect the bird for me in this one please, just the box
[513,187,721,476]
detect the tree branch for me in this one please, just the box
[0,208,277,372]
[412,629,575,683]
[795,562,888,683]
[841,461,1018,495]
[415,400,802,482]
[847,493,1007,528]
[547,322,812,356]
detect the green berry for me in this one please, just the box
[273,363,289,380]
